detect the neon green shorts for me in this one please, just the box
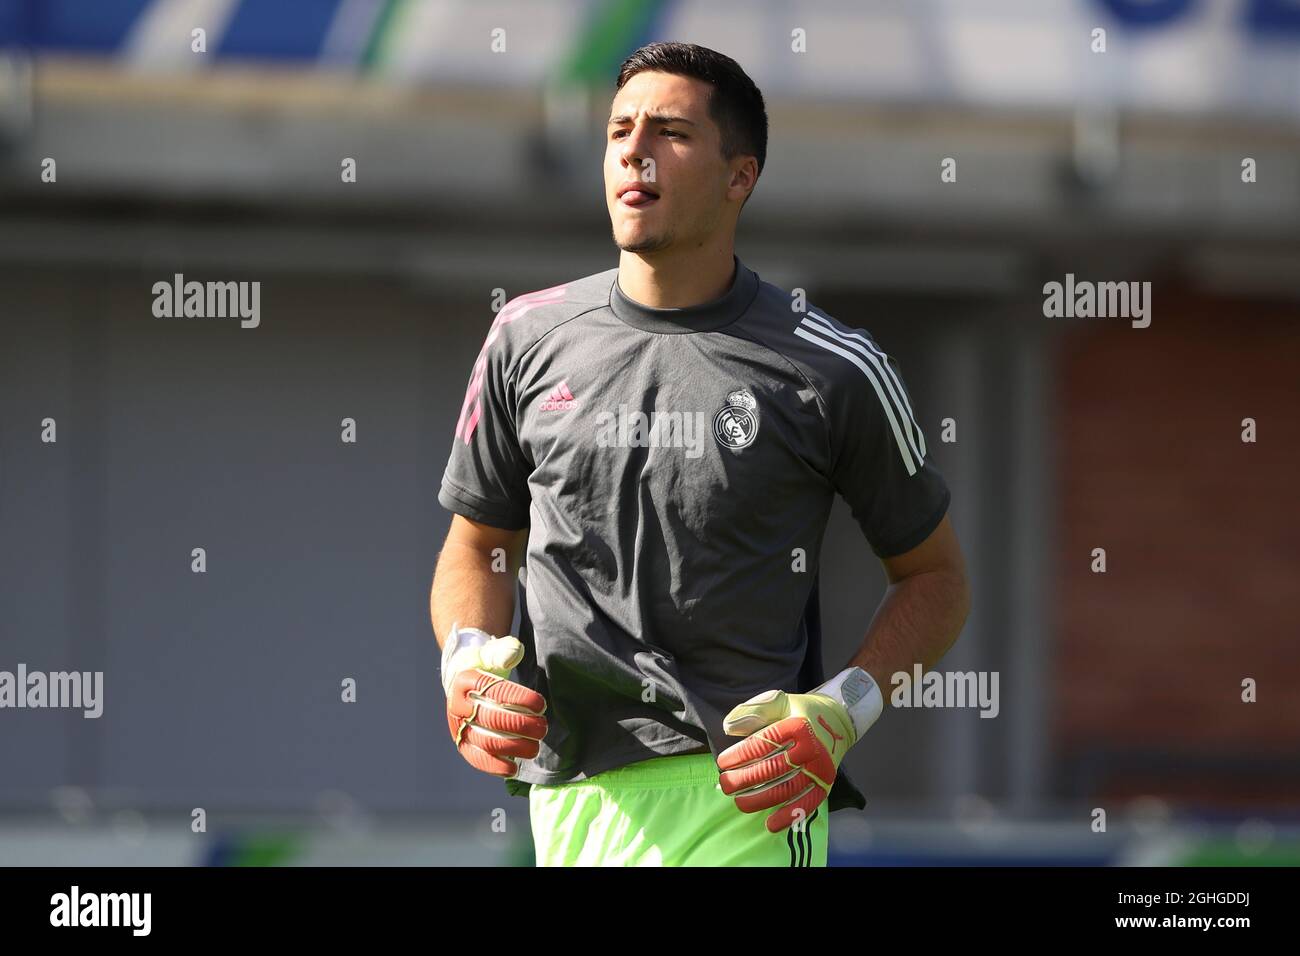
[527,752,828,867]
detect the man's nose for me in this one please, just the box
[620,126,651,168]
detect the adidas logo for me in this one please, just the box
[539,381,579,412]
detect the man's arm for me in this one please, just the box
[430,514,528,649]
[433,514,545,778]
[718,513,968,832]
[844,513,971,690]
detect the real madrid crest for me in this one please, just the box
[713,388,759,449]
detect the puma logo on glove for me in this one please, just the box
[718,667,882,833]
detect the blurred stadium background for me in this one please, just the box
[1,0,1298,866]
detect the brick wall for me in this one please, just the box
[1053,292,1300,808]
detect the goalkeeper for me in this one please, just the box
[432,42,970,867]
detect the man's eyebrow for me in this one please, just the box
[607,113,698,127]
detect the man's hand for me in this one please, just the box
[442,622,548,778]
[718,667,882,833]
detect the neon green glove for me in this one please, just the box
[719,667,883,833]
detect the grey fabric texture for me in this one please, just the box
[439,256,951,812]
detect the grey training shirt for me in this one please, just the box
[438,255,951,813]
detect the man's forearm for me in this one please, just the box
[845,570,971,691]
[430,541,519,649]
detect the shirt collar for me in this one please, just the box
[609,255,759,334]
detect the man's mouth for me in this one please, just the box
[618,184,660,207]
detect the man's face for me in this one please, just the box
[605,71,742,255]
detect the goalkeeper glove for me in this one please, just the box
[441,621,548,778]
[719,666,883,833]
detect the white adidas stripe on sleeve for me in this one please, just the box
[794,316,924,476]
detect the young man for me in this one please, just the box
[432,42,970,867]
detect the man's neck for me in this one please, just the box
[617,243,736,309]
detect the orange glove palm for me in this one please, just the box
[442,624,548,778]
[719,667,882,833]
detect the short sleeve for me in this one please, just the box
[823,331,950,558]
[437,322,532,530]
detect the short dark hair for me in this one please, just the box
[615,42,768,183]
